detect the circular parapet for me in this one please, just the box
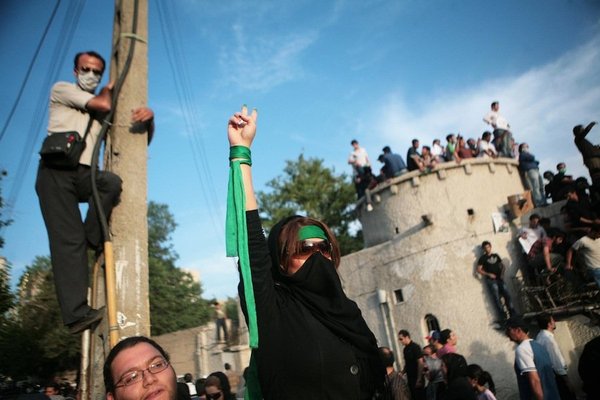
[357,158,524,247]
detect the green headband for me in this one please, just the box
[298,225,327,241]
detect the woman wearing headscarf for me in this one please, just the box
[226,106,384,399]
[440,353,477,400]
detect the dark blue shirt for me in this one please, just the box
[383,153,407,176]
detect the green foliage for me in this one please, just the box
[0,256,80,380]
[0,170,13,249]
[148,201,211,336]
[256,154,363,255]
[0,260,13,321]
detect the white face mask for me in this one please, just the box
[77,70,101,92]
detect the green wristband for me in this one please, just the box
[230,145,252,166]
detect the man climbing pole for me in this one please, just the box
[35,50,154,334]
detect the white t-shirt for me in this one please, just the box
[349,146,370,167]
[572,236,600,269]
[483,110,509,130]
[478,140,498,158]
[515,339,537,375]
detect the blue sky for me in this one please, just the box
[1,0,599,299]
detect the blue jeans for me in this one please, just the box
[589,268,600,288]
[485,278,515,319]
[523,168,546,207]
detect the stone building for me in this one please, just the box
[338,157,599,399]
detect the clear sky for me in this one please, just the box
[1,0,599,300]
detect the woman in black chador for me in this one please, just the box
[226,106,384,399]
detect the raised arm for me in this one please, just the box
[85,81,114,113]
[228,105,258,210]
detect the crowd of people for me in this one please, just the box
[348,102,523,201]
[176,365,244,400]
[387,318,590,400]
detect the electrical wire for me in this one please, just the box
[0,0,61,143]
[154,0,224,236]
[4,0,85,225]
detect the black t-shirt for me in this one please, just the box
[477,253,503,278]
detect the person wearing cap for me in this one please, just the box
[226,106,384,399]
[426,330,441,349]
[504,317,560,400]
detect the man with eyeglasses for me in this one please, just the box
[36,51,154,334]
[104,336,176,400]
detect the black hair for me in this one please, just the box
[467,364,496,394]
[103,336,170,394]
[207,371,233,397]
[398,329,410,338]
[412,139,419,145]
[536,313,553,330]
[481,240,491,248]
[382,146,391,153]
[351,139,358,145]
[446,134,454,141]
[378,347,395,368]
[441,353,468,383]
[491,101,499,109]
[518,143,528,153]
[177,382,190,400]
[440,329,452,344]
[482,131,491,139]
[74,50,106,72]
[505,316,529,333]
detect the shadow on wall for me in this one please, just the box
[468,340,520,400]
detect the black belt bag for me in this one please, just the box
[39,116,93,169]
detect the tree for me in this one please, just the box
[0,170,12,249]
[0,170,14,328]
[257,154,363,255]
[0,256,80,380]
[148,201,211,335]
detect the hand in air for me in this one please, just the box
[228,105,258,148]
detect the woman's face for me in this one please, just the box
[287,238,332,275]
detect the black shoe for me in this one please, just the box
[68,306,105,334]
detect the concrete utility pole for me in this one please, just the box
[87,1,150,398]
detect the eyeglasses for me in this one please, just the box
[296,240,332,258]
[114,357,170,388]
[79,66,103,76]
[206,392,223,400]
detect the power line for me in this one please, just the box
[154,0,224,236]
[4,0,86,222]
[0,0,61,143]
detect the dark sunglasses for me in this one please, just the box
[206,392,222,400]
[79,66,103,76]
[296,240,332,257]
